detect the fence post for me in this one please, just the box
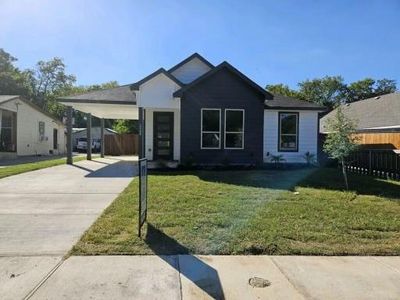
[368,150,372,175]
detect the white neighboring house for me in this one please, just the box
[0,95,66,159]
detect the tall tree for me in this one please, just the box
[0,48,31,97]
[323,106,359,190]
[297,76,346,108]
[265,83,299,98]
[27,58,76,109]
[344,78,396,103]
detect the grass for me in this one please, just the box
[71,167,400,256]
[0,155,90,179]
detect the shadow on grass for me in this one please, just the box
[299,167,400,200]
[145,223,225,299]
[150,168,313,190]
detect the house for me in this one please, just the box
[59,53,325,165]
[0,95,66,159]
[320,93,400,149]
[72,127,117,150]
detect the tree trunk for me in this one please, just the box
[341,159,349,190]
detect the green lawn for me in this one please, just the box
[71,167,400,256]
[0,156,89,179]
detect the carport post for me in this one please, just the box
[100,118,105,158]
[86,113,92,160]
[66,106,73,165]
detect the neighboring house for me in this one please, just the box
[320,93,400,149]
[72,127,117,150]
[60,53,325,165]
[0,95,66,159]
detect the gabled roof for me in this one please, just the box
[168,53,214,73]
[0,95,64,125]
[0,95,20,104]
[173,61,273,99]
[265,94,326,111]
[320,92,400,133]
[130,68,183,91]
[59,84,136,105]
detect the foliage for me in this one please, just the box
[323,106,359,189]
[343,78,396,103]
[112,119,138,134]
[0,49,32,97]
[265,83,299,99]
[303,151,316,165]
[270,154,286,164]
[297,76,346,107]
[266,76,397,109]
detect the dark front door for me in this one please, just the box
[153,112,174,160]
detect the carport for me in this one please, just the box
[58,85,144,163]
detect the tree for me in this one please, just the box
[265,83,299,98]
[27,58,76,109]
[344,78,396,103]
[297,76,346,108]
[323,106,359,189]
[0,48,31,97]
[112,119,138,134]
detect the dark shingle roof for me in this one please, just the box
[59,85,136,104]
[320,93,400,132]
[265,94,326,110]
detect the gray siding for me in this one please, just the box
[180,68,264,165]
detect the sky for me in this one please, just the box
[1,0,399,89]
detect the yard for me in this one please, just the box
[71,167,400,256]
[0,155,90,179]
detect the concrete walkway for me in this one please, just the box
[0,157,136,299]
[19,255,400,300]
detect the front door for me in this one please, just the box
[153,112,174,160]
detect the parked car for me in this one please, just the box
[76,138,101,152]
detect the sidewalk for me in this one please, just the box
[6,255,400,300]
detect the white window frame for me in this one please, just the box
[200,108,221,149]
[224,109,245,150]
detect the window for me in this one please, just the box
[225,109,244,149]
[279,112,298,152]
[0,109,17,152]
[39,121,45,141]
[201,109,221,149]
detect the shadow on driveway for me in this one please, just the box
[72,160,138,178]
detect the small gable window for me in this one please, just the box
[201,109,221,149]
[225,109,244,149]
[279,112,298,152]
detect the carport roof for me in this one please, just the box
[58,85,138,120]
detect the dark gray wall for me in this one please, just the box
[180,68,265,165]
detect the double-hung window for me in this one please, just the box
[201,109,221,149]
[279,112,298,151]
[225,109,244,149]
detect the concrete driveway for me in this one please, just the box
[0,157,136,299]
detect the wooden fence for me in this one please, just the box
[353,132,400,149]
[347,150,400,180]
[104,134,138,156]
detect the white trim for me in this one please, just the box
[224,109,245,150]
[200,108,221,149]
[279,112,299,152]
